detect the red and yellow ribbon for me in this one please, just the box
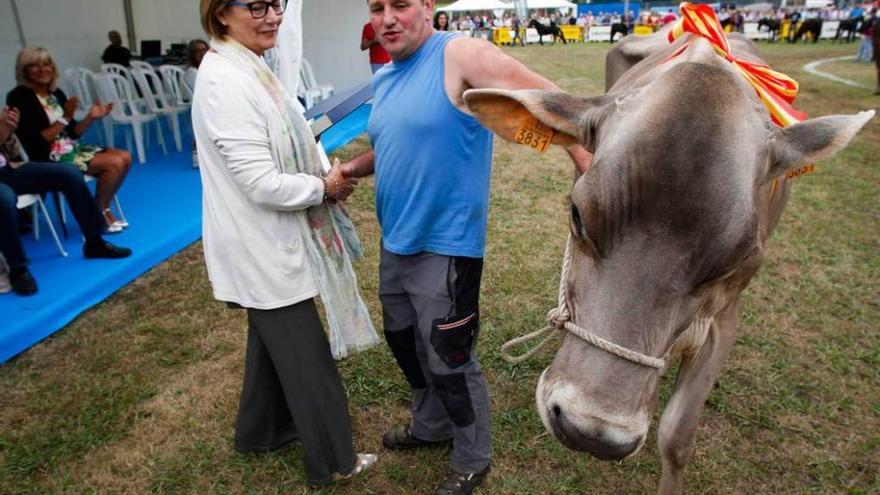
[667,2,807,128]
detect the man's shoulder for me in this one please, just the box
[444,36,496,70]
[445,35,492,55]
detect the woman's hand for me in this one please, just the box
[62,96,79,121]
[324,158,358,202]
[0,106,20,143]
[87,99,113,119]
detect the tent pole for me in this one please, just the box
[514,0,528,19]
[123,0,136,53]
[10,0,26,47]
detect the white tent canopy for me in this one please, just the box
[438,0,514,12]
[0,0,371,99]
[741,2,774,12]
[525,0,577,9]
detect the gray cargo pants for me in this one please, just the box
[379,248,492,473]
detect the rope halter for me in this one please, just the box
[500,236,667,370]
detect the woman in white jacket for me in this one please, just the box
[194,0,378,487]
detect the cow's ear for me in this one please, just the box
[463,89,614,152]
[766,110,874,182]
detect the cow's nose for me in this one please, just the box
[546,403,643,460]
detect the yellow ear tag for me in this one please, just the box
[785,164,815,180]
[514,117,555,153]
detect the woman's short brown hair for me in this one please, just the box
[15,46,59,91]
[200,0,229,39]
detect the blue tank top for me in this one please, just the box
[368,32,494,258]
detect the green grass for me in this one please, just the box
[1,40,878,494]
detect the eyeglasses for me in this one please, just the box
[226,0,286,19]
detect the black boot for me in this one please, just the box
[10,267,38,296]
[434,465,490,495]
[83,238,133,259]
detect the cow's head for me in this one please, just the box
[464,62,873,460]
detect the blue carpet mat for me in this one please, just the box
[0,105,370,364]
[321,103,371,154]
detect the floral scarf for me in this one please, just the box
[211,38,378,359]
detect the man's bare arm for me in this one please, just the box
[341,150,375,178]
[446,38,559,108]
[446,38,592,173]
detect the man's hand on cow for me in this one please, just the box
[566,144,593,174]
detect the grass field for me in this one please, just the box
[1,40,878,495]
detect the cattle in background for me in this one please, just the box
[834,16,863,43]
[758,17,780,42]
[528,19,567,45]
[465,26,873,495]
[791,18,823,43]
[609,22,630,43]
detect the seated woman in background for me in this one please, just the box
[6,46,132,233]
[184,39,209,91]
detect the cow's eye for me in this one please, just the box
[570,203,585,238]
[570,203,601,258]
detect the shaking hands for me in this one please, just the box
[323,158,359,202]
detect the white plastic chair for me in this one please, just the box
[63,67,110,146]
[58,70,88,122]
[130,60,157,76]
[157,65,193,106]
[132,67,186,152]
[17,194,67,257]
[95,72,163,164]
[298,81,323,110]
[298,59,333,109]
[101,63,136,90]
[301,59,333,100]
[101,63,148,111]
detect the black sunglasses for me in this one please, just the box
[226,0,287,19]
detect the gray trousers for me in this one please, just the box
[380,248,492,473]
[236,299,357,485]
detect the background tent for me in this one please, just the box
[741,2,774,12]
[438,0,514,12]
[0,0,371,99]
[525,0,577,10]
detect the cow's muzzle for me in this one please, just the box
[546,406,644,460]
[537,369,648,461]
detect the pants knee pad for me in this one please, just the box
[432,372,475,427]
[385,327,427,389]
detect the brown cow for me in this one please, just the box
[464,29,874,494]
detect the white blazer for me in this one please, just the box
[192,52,325,309]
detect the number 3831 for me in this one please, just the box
[515,128,550,152]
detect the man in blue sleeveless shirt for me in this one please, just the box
[343,1,591,493]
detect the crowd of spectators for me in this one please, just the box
[440,3,877,32]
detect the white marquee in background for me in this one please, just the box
[0,0,370,98]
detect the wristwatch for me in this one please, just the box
[57,117,70,126]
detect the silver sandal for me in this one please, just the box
[336,453,378,482]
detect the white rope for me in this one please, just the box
[500,235,666,370]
